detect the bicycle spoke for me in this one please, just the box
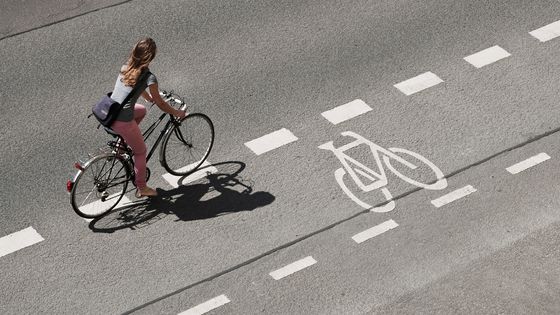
[79,192,95,208]
[174,127,188,145]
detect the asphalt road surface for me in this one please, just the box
[2,0,560,314]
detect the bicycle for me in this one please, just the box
[67,90,215,218]
[319,131,447,212]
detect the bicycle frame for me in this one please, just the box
[141,109,179,163]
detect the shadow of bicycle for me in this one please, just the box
[88,161,275,233]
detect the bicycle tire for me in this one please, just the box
[70,154,130,218]
[160,113,215,176]
[382,147,447,190]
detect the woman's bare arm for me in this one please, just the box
[141,90,153,103]
[148,83,186,118]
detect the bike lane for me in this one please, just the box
[11,37,557,312]
[1,0,560,313]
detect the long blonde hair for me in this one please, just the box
[121,37,157,86]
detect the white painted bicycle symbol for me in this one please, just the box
[319,131,448,212]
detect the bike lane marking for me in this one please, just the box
[321,99,372,125]
[244,128,298,155]
[394,72,444,96]
[162,161,218,188]
[178,294,231,315]
[0,227,44,258]
[352,219,398,244]
[530,20,560,42]
[506,153,550,175]
[463,45,511,68]
[269,256,317,280]
[431,185,477,208]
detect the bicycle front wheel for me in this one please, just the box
[70,154,130,218]
[160,113,215,176]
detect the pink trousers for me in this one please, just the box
[111,104,148,189]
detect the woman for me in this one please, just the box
[110,37,186,198]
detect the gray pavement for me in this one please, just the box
[1,0,560,314]
[0,0,129,40]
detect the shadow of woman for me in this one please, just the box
[88,161,275,232]
[162,172,275,221]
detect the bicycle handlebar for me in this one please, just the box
[159,90,182,102]
[158,90,187,111]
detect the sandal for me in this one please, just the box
[135,186,158,198]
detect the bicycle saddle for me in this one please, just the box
[103,127,120,138]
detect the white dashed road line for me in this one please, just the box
[269,256,317,280]
[244,128,298,155]
[431,185,477,208]
[506,153,550,175]
[352,219,398,244]
[464,45,511,68]
[530,20,560,42]
[178,295,231,315]
[394,72,444,96]
[0,227,44,258]
[321,99,372,125]
[162,161,218,188]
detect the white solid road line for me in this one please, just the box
[321,99,372,125]
[162,161,218,188]
[0,227,44,258]
[431,185,477,208]
[269,256,317,280]
[394,72,444,96]
[244,128,298,155]
[464,45,511,68]
[178,295,231,315]
[506,153,550,175]
[530,20,560,42]
[352,219,398,244]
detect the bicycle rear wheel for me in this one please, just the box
[70,154,130,218]
[160,113,215,176]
